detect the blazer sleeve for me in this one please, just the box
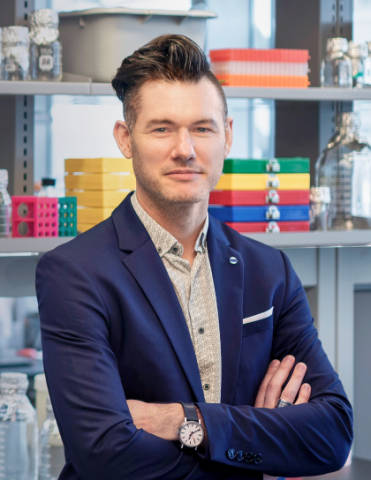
[195,250,353,478]
[35,250,200,480]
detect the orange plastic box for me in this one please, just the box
[12,196,59,237]
[215,74,309,87]
[209,49,310,63]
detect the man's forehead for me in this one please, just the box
[136,79,225,121]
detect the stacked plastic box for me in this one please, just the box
[209,49,310,87]
[209,158,310,233]
[64,157,135,233]
[11,195,77,237]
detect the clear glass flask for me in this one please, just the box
[38,396,65,480]
[29,9,62,81]
[0,169,12,238]
[0,372,38,480]
[315,112,371,230]
[1,26,30,81]
[321,37,352,88]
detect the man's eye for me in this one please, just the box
[155,128,166,132]
[197,127,209,132]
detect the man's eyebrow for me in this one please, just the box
[145,119,176,128]
[193,118,218,128]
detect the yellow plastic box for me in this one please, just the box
[77,223,95,233]
[65,173,136,190]
[65,157,133,173]
[65,190,130,207]
[215,173,310,191]
[77,207,114,224]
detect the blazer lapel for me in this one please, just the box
[208,217,244,405]
[111,194,205,403]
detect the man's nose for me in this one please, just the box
[171,129,196,161]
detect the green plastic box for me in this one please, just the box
[59,197,77,237]
[223,157,310,174]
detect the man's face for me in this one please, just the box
[114,77,233,207]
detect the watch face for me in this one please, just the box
[179,421,204,447]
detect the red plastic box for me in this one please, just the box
[12,196,59,237]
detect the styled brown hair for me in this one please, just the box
[111,34,228,131]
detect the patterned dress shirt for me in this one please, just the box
[131,191,222,403]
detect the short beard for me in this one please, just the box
[131,139,221,210]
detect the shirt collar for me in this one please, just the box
[131,191,208,258]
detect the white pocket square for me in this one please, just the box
[243,307,274,324]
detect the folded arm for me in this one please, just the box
[194,250,353,478]
[36,250,200,480]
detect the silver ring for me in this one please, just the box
[276,398,292,408]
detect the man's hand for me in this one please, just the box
[254,355,311,408]
[127,399,184,441]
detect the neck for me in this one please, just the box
[135,188,208,264]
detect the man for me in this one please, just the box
[35,35,353,480]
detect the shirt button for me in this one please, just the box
[227,448,236,460]
[198,327,205,334]
[236,450,244,462]
[254,453,263,464]
[203,383,210,390]
[229,256,238,265]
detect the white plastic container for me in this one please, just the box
[34,373,48,431]
[58,7,216,82]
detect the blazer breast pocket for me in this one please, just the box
[242,307,274,337]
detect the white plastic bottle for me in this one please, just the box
[0,169,12,238]
[38,396,65,480]
[0,372,38,480]
[37,178,57,197]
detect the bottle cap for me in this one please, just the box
[348,41,368,59]
[41,177,56,187]
[0,169,9,185]
[0,372,29,392]
[326,37,349,53]
[29,9,59,44]
[2,26,29,45]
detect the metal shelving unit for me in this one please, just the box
[1,230,371,255]
[2,81,371,101]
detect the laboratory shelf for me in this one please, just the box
[303,458,371,480]
[1,230,371,257]
[0,237,73,255]
[2,81,371,101]
[243,229,371,249]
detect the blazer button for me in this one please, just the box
[227,448,236,460]
[229,256,238,265]
[254,453,263,464]
[244,452,254,463]
[236,450,244,462]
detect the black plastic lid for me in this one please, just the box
[41,178,56,186]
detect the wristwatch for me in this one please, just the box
[177,401,205,450]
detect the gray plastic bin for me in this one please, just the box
[59,7,217,82]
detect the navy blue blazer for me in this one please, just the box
[35,192,353,480]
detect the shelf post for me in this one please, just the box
[0,0,35,196]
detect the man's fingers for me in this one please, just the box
[263,355,295,408]
[280,362,307,404]
[254,359,281,407]
[294,383,311,405]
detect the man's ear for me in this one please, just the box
[224,116,233,159]
[113,120,132,159]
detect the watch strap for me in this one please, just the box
[179,401,199,422]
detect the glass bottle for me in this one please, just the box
[0,169,12,238]
[1,26,30,81]
[0,372,38,480]
[348,41,369,88]
[29,9,62,82]
[321,37,352,88]
[315,112,371,230]
[37,178,57,197]
[38,396,65,480]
